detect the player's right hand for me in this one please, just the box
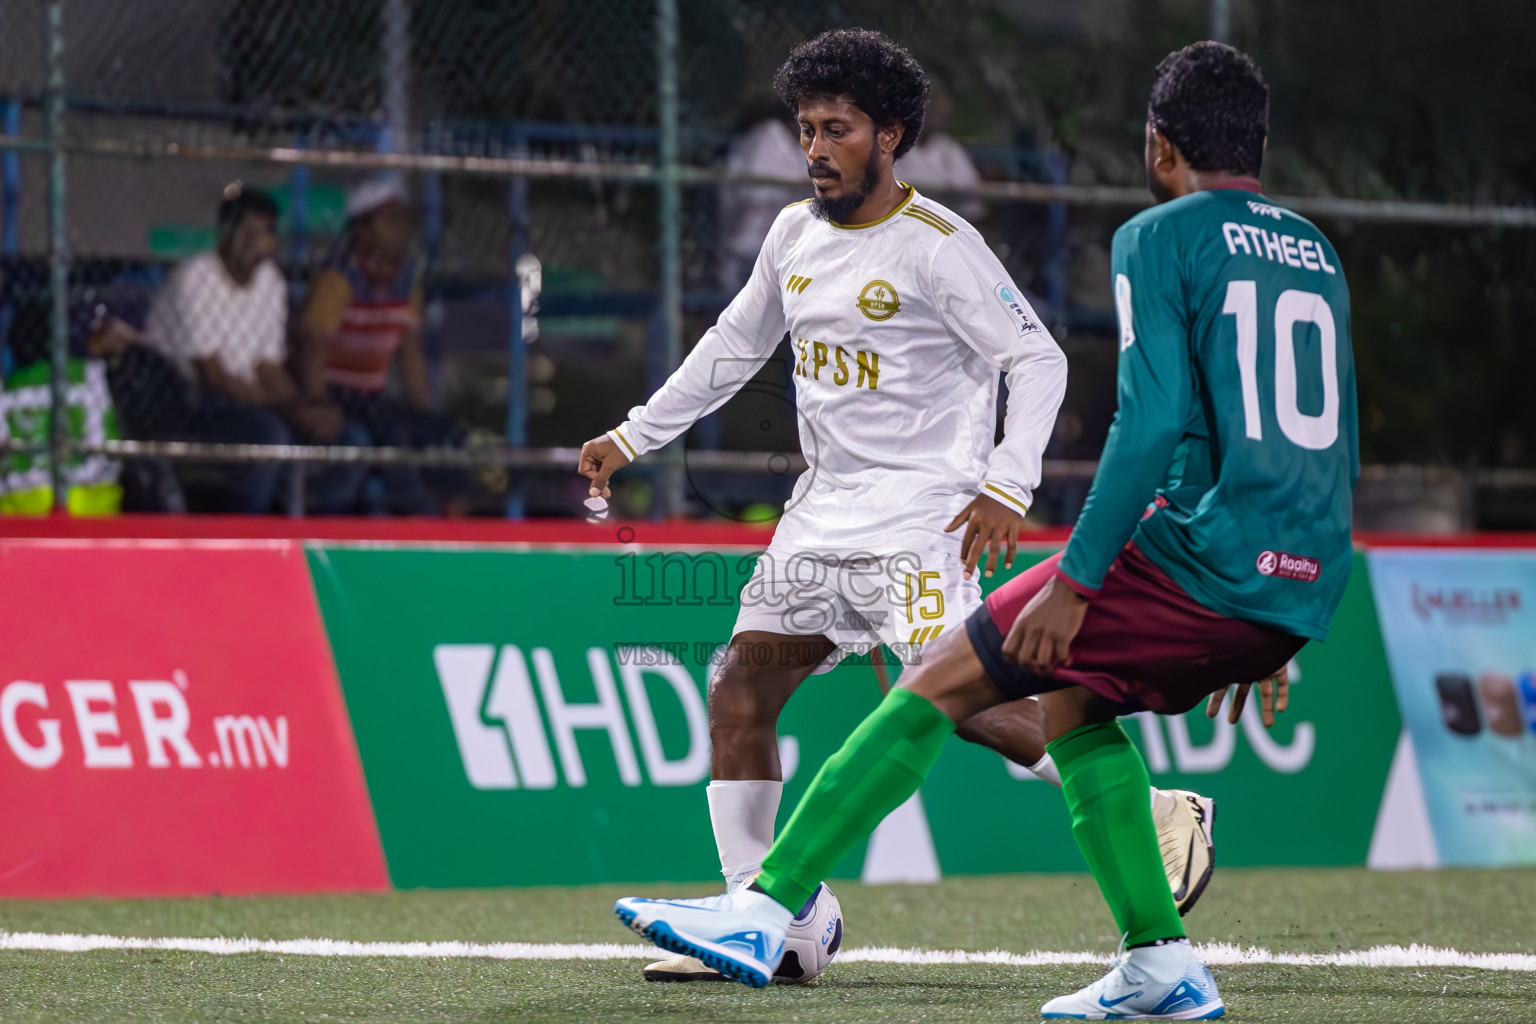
[1205,663,1290,727]
[945,493,1024,580]
[577,434,631,498]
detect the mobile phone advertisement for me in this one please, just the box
[1369,549,1536,865]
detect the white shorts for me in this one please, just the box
[730,534,984,675]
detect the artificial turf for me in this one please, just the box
[2,868,1533,1023]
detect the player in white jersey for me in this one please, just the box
[579,29,1216,981]
[605,165,1060,674]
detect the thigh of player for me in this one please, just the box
[729,540,845,672]
[971,544,1305,715]
[862,545,983,666]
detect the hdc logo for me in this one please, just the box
[434,644,712,790]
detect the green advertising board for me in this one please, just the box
[309,543,1399,888]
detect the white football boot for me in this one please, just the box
[643,878,825,983]
[1041,939,1224,1019]
[642,954,730,982]
[642,868,750,983]
[1152,789,1216,916]
[616,888,792,988]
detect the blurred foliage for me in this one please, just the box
[21,0,1535,471]
[678,0,1536,467]
[1345,226,1536,466]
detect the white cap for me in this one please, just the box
[346,172,409,220]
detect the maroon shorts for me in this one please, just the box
[964,544,1305,714]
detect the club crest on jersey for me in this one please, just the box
[994,283,1041,335]
[856,280,901,321]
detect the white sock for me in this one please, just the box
[1128,937,1193,982]
[1027,753,1062,787]
[707,779,782,891]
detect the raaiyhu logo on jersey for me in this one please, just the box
[856,280,901,321]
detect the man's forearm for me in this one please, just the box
[250,362,308,411]
[197,365,263,406]
[292,327,333,402]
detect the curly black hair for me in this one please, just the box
[772,29,929,160]
[1148,41,1269,177]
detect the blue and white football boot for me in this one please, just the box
[1041,939,1224,1019]
[615,888,793,989]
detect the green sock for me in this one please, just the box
[756,687,955,912]
[1048,721,1185,948]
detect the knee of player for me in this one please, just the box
[953,718,992,748]
[893,653,1004,725]
[706,666,786,727]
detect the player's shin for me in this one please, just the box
[706,780,782,892]
[755,687,955,912]
[1049,721,1186,947]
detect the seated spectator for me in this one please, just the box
[0,258,190,511]
[0,301,125,516]
[298,173,464,514]
[718,109,806,290]
[84,313,185,511]
[141,183,367,513]
[896,85,984,221]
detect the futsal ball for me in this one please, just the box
[773,882,843,983]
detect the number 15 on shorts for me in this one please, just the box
[906,571,945,624]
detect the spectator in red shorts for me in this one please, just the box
[298,173,465,515]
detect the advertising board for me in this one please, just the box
[311,541,1398,886]
[1368,549,1536,866]
[0,541,389,897]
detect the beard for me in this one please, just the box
[809,145,883,224]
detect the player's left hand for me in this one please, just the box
[944,493,1024,580]
[1000,577,1090,674]
[1205,662,1290,727]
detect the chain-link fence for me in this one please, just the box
[0,0,1532,525]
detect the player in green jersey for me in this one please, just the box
[615,42,1355,1018]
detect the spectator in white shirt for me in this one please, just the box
[896,85,984,221]
[718,110,807,290]
[142,184,366,513]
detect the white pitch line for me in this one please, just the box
[846,943,1536,972]
[1,933,1533,972]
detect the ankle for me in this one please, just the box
[1127,937,1193,980]
[737,885,794,928]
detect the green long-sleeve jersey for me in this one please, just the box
[1058,187,1359,640]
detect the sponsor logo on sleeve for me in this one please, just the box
[994,283,1042,335]
[1256,550,1321,582]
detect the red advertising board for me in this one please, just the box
[0,540,388,897]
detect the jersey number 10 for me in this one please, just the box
[1222,281,1340,451]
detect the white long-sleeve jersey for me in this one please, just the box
[608,186,1068,551]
